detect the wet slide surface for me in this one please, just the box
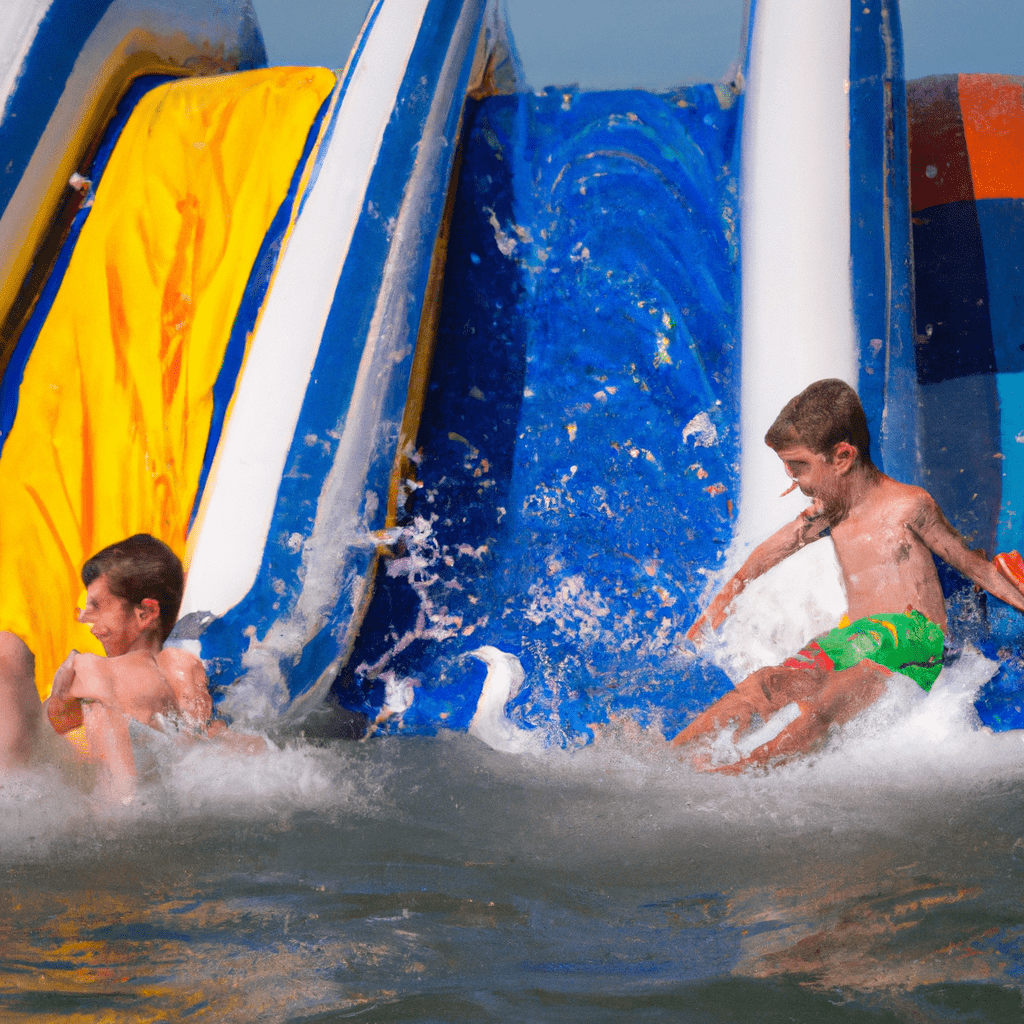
[341,85,742,741]
[0,66,335,699]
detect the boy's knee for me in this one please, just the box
[0,631,33,676]
[0,632,42,766]
[0,632,39,712]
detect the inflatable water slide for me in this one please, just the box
[0,0,514,724]
[333,0,1024,741]
[1,0,1021,743]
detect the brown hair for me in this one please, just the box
[81,534,183,642]
[764,378,875,466]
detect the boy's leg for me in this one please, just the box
[0,631,42,767]
[671,664,827,747]
[717,659,891,771]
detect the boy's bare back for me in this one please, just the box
[154,647,213,728]
[50,646,211,735]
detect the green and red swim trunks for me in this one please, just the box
[782,609,945,691]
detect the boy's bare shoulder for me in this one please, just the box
[861,477,955,546]
[67,650,155,703]
[65,651,113,701]
[875,476,939,518]
[157,646,206,676]
[74,651,106,669]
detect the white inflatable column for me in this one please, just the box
[739,0,857,539]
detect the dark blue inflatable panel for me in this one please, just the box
[0,0,115,220]
[339,86,742,742]
[849,0,919,483]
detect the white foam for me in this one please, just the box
[693,534,847,683]
[0,730,389,862]
[467,646,547,754]
[734,701,801,758]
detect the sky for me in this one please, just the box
[250,0,1024,92]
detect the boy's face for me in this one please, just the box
[78,574,146,657]
[775,443,844,506]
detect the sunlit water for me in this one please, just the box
[1,544,1022,1021]
[4,663,1024,1020]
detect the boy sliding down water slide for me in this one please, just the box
[45,535,262,801]
[677,379,1024,772]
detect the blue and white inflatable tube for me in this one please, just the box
[0,0,266,347]
[173,0,513,722]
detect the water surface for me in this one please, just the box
[4,667,1024,1022]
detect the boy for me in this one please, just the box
[676,379,1024,770]
[46,534,218,800]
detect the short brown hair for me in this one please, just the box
[764,378,874,465]
[81,534,183,642]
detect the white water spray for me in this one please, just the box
[468,646,547,754]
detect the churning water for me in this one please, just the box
[3,616,1024,1023]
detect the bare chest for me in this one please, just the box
[830,513,916,561]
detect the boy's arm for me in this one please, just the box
[688,504,830,641]
[81,701,138,802]
[47,651,84,734]
[912,497,1024,612]
[46,652,119,734]
[48,654,137,798]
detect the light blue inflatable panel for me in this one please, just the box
[906,73,1024,729]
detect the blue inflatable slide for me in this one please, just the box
[1,0,1023,746]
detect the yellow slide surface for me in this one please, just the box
[0,66,336,699]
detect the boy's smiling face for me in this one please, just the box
[78,574,147,657]
[776,443,832,499]
[774,442,856,519]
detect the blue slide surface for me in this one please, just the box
[341,84,744,742]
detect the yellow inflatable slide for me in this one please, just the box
[0,67,335,699]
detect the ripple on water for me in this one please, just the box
[3,648,1024,1022]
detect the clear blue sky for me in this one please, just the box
[250,0,1023,90]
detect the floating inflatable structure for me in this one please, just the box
[0,0,1022,742]
[0,0,513,724]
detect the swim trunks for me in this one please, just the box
[782,610,944,691]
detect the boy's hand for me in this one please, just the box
[995,551,1024,596]
[687,578,744,643]
[50,650,78,701]
[47,650,83,734]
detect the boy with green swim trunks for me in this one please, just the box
[781,610,943,690]
[675,378,1024,770]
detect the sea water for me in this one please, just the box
[4,555,1024,1024]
